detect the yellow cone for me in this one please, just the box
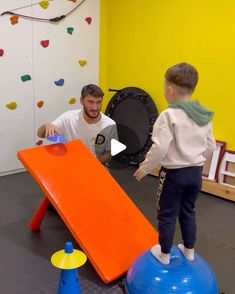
[51,249,87,269]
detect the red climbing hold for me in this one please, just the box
[85,17,92,25]
[40,40,49,48]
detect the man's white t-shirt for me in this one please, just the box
[52,109,118,156]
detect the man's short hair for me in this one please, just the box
[165,62,199,93]
[81,84,104,98]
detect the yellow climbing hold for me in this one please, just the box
[78,60,87,67]
[6,102,17,110]
[39,1,49,9]
[68,97,76,104]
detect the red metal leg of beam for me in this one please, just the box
[28,197,50,231]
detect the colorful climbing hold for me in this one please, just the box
[40,40,49,48]
[37,100,44,108]
[0,49,4,57]
[36,140,43,145]
[10,15,19,25]
[85,17,92,25]
[67,27,74,35]
[54,79,64,86]
[68,97,76,104]
[39,1,49,9]
[68,0,77,2]
[6,102,17,110]
[78,59,87,67]
[21,74,31,82]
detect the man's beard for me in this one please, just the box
[83,106,100,119]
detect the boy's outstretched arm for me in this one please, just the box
[134,112,173,181]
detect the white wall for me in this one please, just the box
[0,0,100,175]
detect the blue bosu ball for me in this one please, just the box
[125,245,218,294]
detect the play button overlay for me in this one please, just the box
[111,139,126,156]
[94,125,128,170]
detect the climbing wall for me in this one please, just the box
[0,0,100,175]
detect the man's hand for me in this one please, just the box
[45,123,61,137]
[37,123,61,138]
[96,151,112,165]
[134,166,147,181]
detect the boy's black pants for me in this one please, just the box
[157,166,203,254]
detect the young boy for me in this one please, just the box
[134,62,216,265]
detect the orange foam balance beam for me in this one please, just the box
[17,139,158,283]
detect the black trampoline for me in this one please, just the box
[106,87,158,165]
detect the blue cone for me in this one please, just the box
[58,269,81,294]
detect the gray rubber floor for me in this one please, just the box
[0,163,234,293]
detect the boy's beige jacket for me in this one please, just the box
[141,108,216,173]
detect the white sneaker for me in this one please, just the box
[178,244,194,261]
[151,244,170,265]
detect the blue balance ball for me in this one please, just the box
[125,245,218,294]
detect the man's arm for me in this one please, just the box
[37,123,61,138]
[96,124,118,164]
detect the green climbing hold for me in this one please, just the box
[67,27,74,35]
[21,74,31,82]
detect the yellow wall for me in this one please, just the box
[100,0,235,149]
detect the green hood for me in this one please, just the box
[169,100,214,126]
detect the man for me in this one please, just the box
[37,84,118,164]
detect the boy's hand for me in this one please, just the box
[134,166,147,181]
